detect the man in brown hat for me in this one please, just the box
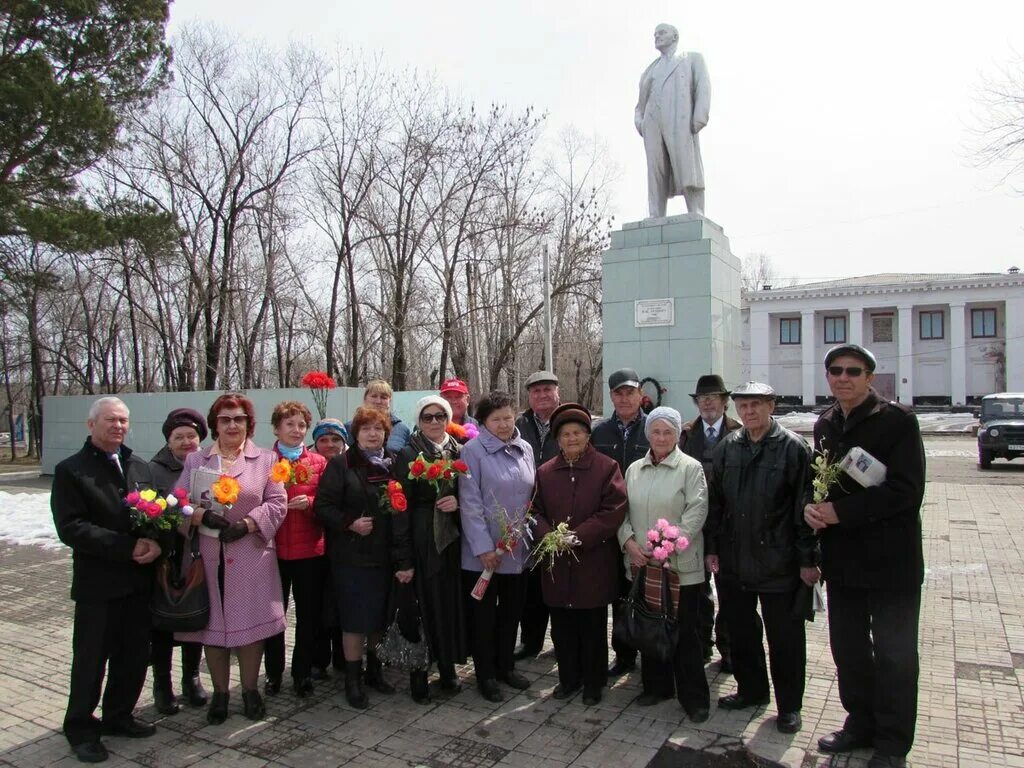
[680,374,740,671]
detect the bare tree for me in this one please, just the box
[974,52,1024,185]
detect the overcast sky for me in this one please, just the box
[168,0,1024,283]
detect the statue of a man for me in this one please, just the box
[635,23,710,218]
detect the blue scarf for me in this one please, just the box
[361,447,392,472]
[278,442,303,461]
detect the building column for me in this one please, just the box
[802,310,816,405]
[949,302,966,406]
[849,308,864,347]
[897,305,914,405]
[750,308,771,385]
[1005,297,1024,391]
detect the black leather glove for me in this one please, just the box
[219,520,249,543]
[201,509,231,530]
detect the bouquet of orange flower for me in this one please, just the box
[211,475,240,510]
[445,421,479,443]
[301,370,337,420]
[407,452,471,494]
[270,457,313,487]
[379,480,408,514]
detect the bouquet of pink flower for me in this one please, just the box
[646,518,689,568]
[125,487,194,538]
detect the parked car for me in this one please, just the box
[977,393,1024,469]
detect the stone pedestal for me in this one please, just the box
[601,214,742,419]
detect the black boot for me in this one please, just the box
[206,692,229,725]
[410,670,430,704]
[152,673,179,715]
[344,661,368,709]
[242,689,266,721]
[180,643,208,706]
[438,663,462,694]
[364,652,395,694]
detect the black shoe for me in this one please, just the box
[264,675,281,696]
[497,670,530,690]
[867,753,906,768]
[552,683,580,700]
[607,658,636,677]
[100,718,156,738]
[344,661,368,709]
[512,644,541,661]
[818,729,874,754]
[581,688,601,706]
[410,670,431,704]
[635,692,669,706]
[439,674,462,694]
[364,653,396,694]
[478,678,504,703]
[294,678,314,698]
[181,675,208,707]
[206,692,229,725]
[71,741,109,763]
[719,658,733,675]
[311,665,330,681]
[242,689,265,720]
[776,711,802,733]
[687,706,711,723]
[717,692,770,710]
[153,678,180,716]
[702,647,713,664]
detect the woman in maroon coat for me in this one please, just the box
[263,401,328,698]
[532,403,627,705]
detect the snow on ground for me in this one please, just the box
[0,492,64,549]
[776,412,978,433]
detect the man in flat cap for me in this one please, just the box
[680,374,741,672]
[592,367,651,676]
[705,382,818,735]
[807,345,924,768]
[513,370,561,660]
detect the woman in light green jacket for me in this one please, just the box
[618,406,711,721]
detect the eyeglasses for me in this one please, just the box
[419,412,448,423]
[216,415,248,426]
[827,366,865,378]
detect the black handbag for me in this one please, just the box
[151,532,210,633]
[612,566,679,664]
[374,582,431,672]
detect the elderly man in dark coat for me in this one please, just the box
[806,345,925,768]
[52,397,162,764]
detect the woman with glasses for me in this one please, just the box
[179,394,287,725]
[393,396,469,703]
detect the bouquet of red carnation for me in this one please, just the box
[379,480,408,514]
[407,452,471,494]
[301,370,337,420]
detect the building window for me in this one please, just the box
[779,318,801,345]
[872,314,893,343]
[824,316,846,344]
[972,308,997,338]
[919,310,944,340]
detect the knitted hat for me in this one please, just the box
[162,408,208,442]
[415,395,453,423]
[645,406,682,438]
[550,403,592,435]
[311,418,348,443]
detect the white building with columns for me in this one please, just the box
[741,272,1024,407]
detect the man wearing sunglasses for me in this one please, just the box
[806,344,925,768]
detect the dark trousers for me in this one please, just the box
[264,556,327,683]
[639,583,710,712]
[549,606,608,693]
[518,566,549,653]
[64,593,151,746]
[827,583,921,757]
[718,581,806,713]
[464,570,526,682]
[610,564,638,665]
[150,630,202,682]
[698,570,731,660]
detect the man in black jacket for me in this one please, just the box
[591,367,649,676]
[51,397,162,763]
[706,382,818,735]
[679,374,741,671]
[513,370,560,660]
[806,345,924,768]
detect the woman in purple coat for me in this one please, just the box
[179,394,287,725]
[458,391,536,702]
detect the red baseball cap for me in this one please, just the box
[440,378,470,395]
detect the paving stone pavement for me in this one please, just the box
[1,478,1022,767]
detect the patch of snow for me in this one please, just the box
[0,492,64,549]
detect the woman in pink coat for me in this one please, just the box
[178,393,287,725]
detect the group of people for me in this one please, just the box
[51,345,924,768]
